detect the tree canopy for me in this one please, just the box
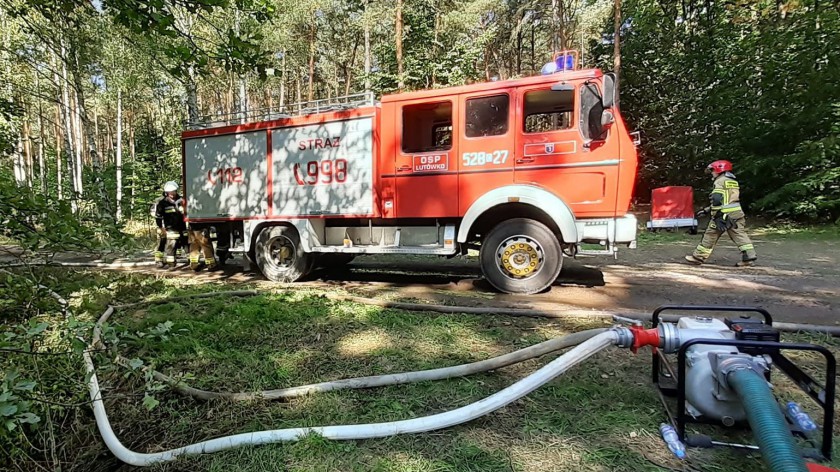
[0,0,838,223]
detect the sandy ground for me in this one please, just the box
[3,233,838,326]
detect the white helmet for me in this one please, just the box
[163,181,179,193]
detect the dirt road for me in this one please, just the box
[5,233,839,326]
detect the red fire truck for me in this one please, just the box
[181,53,638,294]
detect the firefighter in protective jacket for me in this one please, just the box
[154,181,188,269]
[150,196,166,267]
[685,160,757,267]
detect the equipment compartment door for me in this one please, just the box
[183,130,268,219]
[271,117,375,217]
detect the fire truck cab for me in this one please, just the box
[181,54,638,294]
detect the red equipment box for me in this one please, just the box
[646,186,698,232]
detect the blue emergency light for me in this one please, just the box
[540,52,577,75]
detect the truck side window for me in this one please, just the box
[402,101,453,153]
[524,89,574,133]
[465,94,509,137]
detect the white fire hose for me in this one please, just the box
[83,331,620,466]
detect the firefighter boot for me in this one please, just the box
[684,255,704,265]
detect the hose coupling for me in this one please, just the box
[612,325,663,354]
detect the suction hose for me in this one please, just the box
[84,329,619,466]
[727,368,808,472]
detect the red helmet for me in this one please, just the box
[707,160,733,174]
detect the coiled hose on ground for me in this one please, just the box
[727,368,809,472]
[84,330,620,466]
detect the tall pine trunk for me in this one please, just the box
[59,45,80,210]
[71,48,107,212]
[54,89,63,201]
[129,110,136,215]
[308,24,316,101]
[613,0,622,107]
[36,73,46,194]
[364,0,371,92]
[116,88,123,221]
[395,0,404,90]
[22,104,33,188]
[13,133,26,186]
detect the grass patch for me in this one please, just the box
[4,268,839,471]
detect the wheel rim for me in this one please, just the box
[267,235,295,270]
[495,235,544,280]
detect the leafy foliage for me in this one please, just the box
[596,0,840,221]
[0,173,130,256]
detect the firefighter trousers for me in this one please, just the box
[692,217,757,262]
[154,235,166,264]
[189,229,216,270]
[164,230,187,264]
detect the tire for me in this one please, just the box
[316,254,356,270]
[479,218,563,294]
[255,225,313,282]
[689,226,698,235]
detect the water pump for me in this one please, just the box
[616,305,836,468]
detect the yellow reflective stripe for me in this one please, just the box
[165,208,177,213]
[720,206,742,213]
[695,245,712,254]
[711,189,728,207]
[738,244,754,251]
[724,180,739,189]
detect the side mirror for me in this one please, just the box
[601,110,615,127]
[551,82,575,92]
[602,73,616,109]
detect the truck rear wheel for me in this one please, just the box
[480,218,563,294]
[255,225,313,282]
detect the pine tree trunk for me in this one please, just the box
[71,50,106,210]
[22,105,34,188]
[116,88,123,221]
[129,110,136,214]
[396,0,404,90]
[186,64,199,124]
[613,0,621,108]
[280,52,286,108]
[13,133,26,187]
[345,39,359,96]
[308,24,316,102]
[54,94,63,201]
[364,0,371,93]
[59,45,79,209]
[239,76,247,121]
[37,104,46,194]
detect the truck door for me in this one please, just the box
[394,100,458,218]
[514,82,619,217]
[457,91,515,215]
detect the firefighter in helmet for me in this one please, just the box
[685,160,757,267]
[154,181,188,270]
[150,196,166,268]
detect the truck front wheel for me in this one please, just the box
[480,218,563,294]
[255,225,313,282]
